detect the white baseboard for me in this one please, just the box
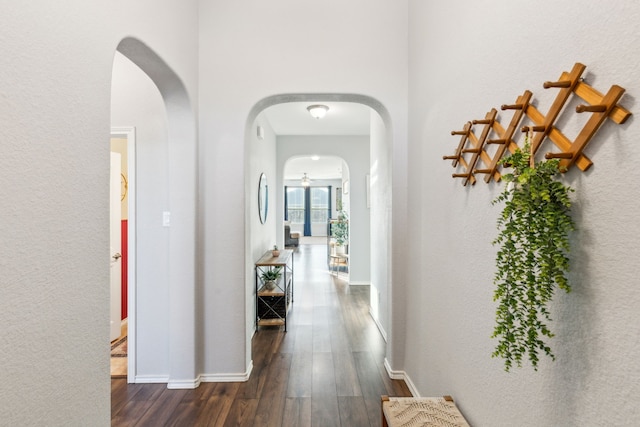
[168,377,201,389]
[384,358,420,397]
[349,281,370,286]
[200,360,253,383]
[134,361,253,389]
[133,375,170,384]
[369,307,387,342]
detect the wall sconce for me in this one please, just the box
[307,104,329,119]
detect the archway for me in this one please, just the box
[112,37,197,387]
[244,94,394,373]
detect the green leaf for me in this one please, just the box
[491,141,574,371]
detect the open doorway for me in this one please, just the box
[111,37,197,386]
[110,127,135,379]
[246,95,392,372]
[283,155,346,239]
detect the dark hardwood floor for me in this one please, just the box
[111,243,411,426]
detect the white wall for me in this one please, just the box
[370,110,392,339]
[0,1,199,424]
[199,0,408,377]
[406,0,640,425]
[242,114,278,371]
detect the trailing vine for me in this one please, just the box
[491,141,575,371]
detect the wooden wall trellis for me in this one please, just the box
[444,63,631,186]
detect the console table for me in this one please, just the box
[255,249,294,331]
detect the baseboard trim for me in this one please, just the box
[369,307,387,342]
[349,281,370,286]
[133,375,170,384]
[134,361,253,389]
[384,358,420,397]
[168,377,201,389]
[200,360,253,383]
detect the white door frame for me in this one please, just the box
[111,126,136,383]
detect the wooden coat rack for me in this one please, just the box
[444,63,631,185]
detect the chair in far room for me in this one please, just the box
[284,224,299,247]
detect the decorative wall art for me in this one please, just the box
[443,62,631,186]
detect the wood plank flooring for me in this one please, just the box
[111,243,411,426]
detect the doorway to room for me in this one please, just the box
[110,127,135,379]
[283,155,347,239]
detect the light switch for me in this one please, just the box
[162,211,171,227]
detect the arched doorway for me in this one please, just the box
[111,37,197,386]
[244,94,394,372]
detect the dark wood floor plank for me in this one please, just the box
[333,351,362,397]
[199,382,240,427]
[134,388,188,427]
[353,351,388,399]
[287,351,313,398]
[312,321,332,353]
[338,396,371,427]
[261,352,292,401]
[222,398,259,427]
[292,324,313,353]
[111,379,144,416]
[111,401,154,427]
[311,396,340,427]
[111,244,412,427]
[253,396,286,427]
[164,382,218,427]
[282,397,311,427]
[311,352,337,397]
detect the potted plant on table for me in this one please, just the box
[331,209,349,255]
[272,245,280,257]
[261,266,282,291]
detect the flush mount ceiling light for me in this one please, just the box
[301,173,311,187]
[307,104,329,119]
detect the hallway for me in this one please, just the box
[111,243,410,426]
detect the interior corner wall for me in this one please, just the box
[406,0,640,425]
[111,52,171,377]
[369,110,391,337]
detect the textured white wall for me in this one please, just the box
[406,0,640,425]
[199,0,409,376]
[0,1,198,423]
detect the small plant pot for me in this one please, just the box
[265,280,277,290]
[272,250,280,257]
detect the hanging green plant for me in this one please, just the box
[491,140,575,371]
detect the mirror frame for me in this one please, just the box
[258,172,268,224]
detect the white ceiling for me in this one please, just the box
[263,102,371,180]
[263,101,371,136]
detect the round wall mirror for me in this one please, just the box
[258,173,268,224]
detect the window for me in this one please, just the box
[286,187,305,224]
[310,187,329,224]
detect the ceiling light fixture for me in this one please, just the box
[307,104,329,119]
[301,173,311,187]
